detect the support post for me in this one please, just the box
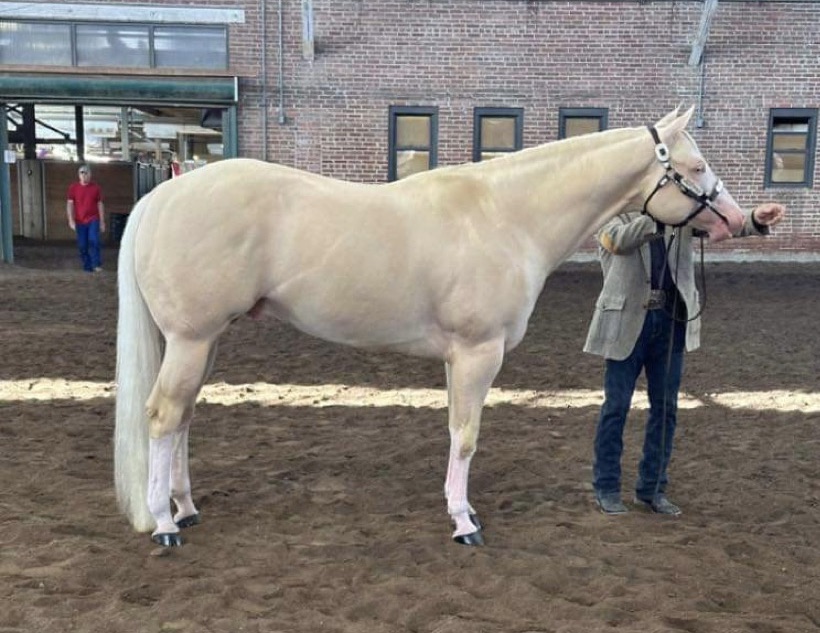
[120,107,130,161]
[0,104,13,263]
[75,106,85,162]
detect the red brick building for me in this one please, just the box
[1,1,818,258]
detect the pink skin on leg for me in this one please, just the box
[148,435,178,537]
[445,438,478,537]
[170,425,199,523]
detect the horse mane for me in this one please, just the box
[391,124,648,189]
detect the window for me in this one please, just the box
[0,21,71,66]
[765,108,817,187]
[558,107,608,139]
[0,20,228,70]
[473,107,523,161]
[76,24,150,68]
[388,106,438,181]
[154,26,228,69]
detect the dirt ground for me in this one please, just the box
[1,242,818,633]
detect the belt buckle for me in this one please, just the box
[647,289,666,310]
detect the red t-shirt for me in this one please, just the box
[67,182,103,225]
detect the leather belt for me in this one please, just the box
[646,289,667,310]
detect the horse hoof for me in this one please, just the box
[175,513,201,529]
[469,513,482,531]
[453,530,484,546]
[152,532,183,547]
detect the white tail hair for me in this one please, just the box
[114,196,161,532]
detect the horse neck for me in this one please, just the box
[485,127,656,269]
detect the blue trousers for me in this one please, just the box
[593,309,686,499]
[76,220,102,272]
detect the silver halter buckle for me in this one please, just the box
[654,142,670,167]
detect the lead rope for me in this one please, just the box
[652,229,708,503]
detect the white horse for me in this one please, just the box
[115,107,745,547]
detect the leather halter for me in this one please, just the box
[642,126,730,229]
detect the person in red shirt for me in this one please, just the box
[66,164,106,272]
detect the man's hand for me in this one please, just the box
[68,219,76,231]
[752,203,786,227]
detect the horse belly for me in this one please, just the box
[263,289,447,357]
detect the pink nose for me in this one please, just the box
[693,194,744,243]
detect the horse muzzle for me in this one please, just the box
[691,193,745,243]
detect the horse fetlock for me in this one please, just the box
[450,508,478,537]
[171,493,198,521]
[447,500,472,519]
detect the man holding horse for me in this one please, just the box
[585,203,786,516]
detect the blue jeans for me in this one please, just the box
[76,220,102,272]
[593,309,686,499]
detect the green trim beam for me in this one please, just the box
[0,74,238,106]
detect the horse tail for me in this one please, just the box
[114,196,160,533]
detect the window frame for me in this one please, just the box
[472,107,524,162]
[387,105,438,182]
[558,107,609,140]
[764,107,817,188]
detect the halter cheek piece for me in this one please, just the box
[642,126,730,229]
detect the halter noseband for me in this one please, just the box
[642,126,729,229]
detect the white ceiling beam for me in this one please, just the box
[0,2,244,24]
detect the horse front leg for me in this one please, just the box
[444,340,504,546]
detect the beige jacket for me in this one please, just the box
[583,212,764,360]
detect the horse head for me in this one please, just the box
[641,107,745,242]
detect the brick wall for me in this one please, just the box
[229,0,820,255]
[21,0,816,255]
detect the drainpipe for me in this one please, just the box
[278,0,286,125]
[695,51,707,129]
[261,0,268,160]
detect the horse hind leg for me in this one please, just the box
[146,336,214,546]
[444,340,504,546]
[169,421,200,529]
[168,342,218,531]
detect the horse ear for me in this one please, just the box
[658,106,694,141]
[655,106,681,128]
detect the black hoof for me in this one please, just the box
[469,513,482,531]
[175,513,201,529]
[453,530,484,546]
[152,532,183,547]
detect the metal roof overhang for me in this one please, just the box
[0,72,238,106]
[0,71,240,263]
